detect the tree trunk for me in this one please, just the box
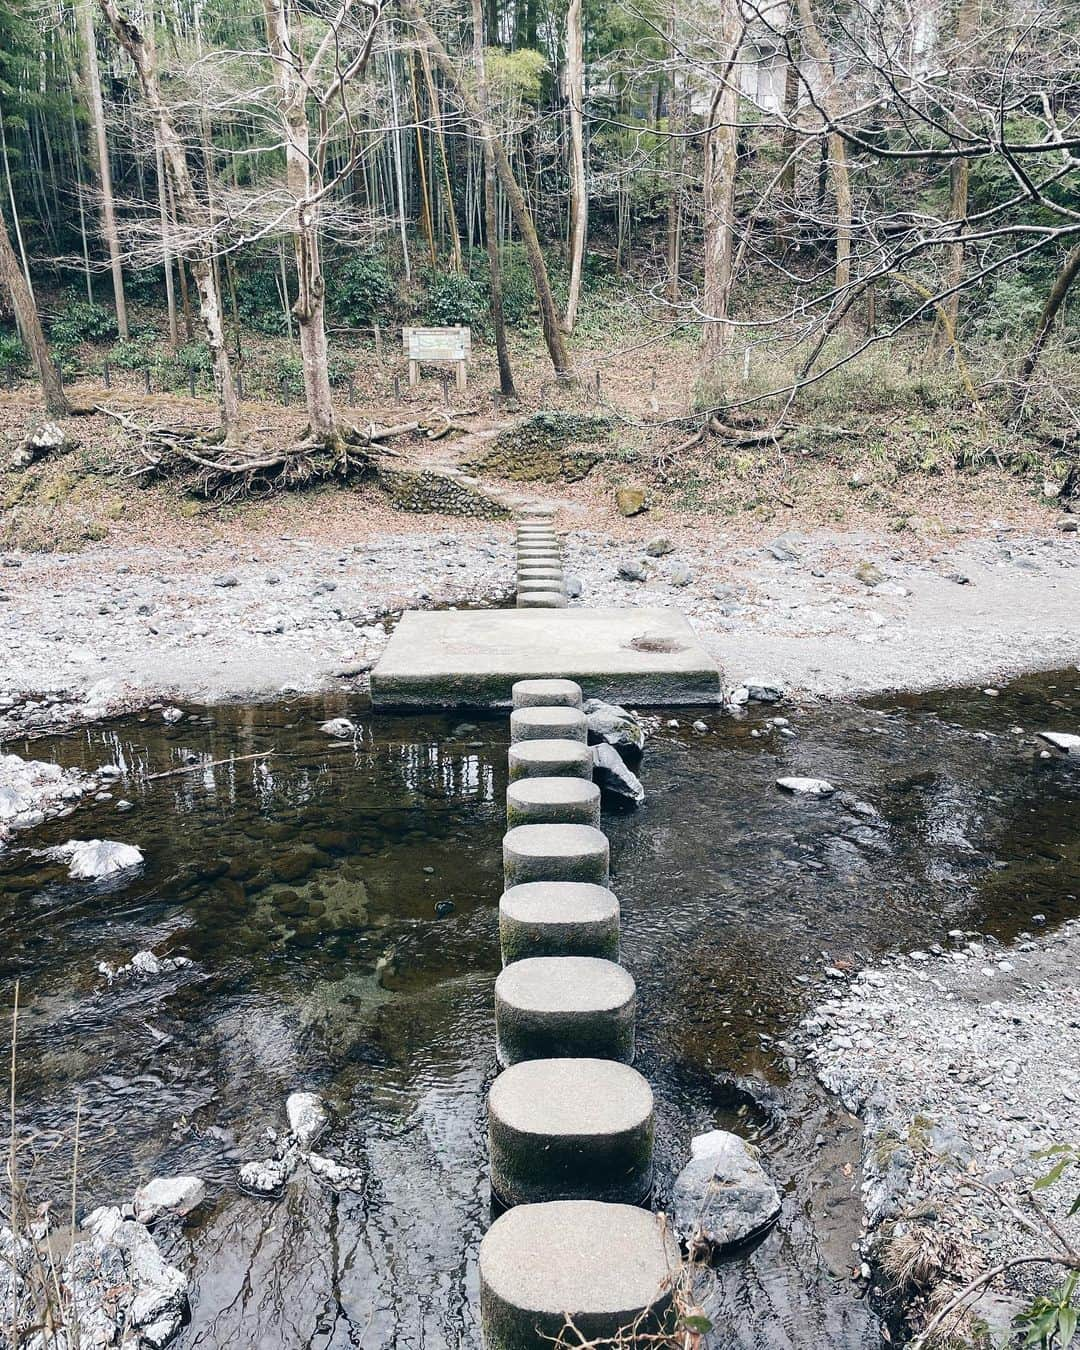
[471,0,515,395]
[419,47,462,271]
[97,0,240,442]
[931,0,976,354]
[665,2,680,303]
[701,8,740,364]
[262,0,337,442]
[80,0,128,338]
[0,213,72,416]
[401,0,571,376]
[796,0,850,294]
[563,0,586,331]
[1016,243,1080,394]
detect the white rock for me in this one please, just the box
[1037,732,1080,754]
[133,1176,206,1221]
[64,839,144,879]
[286,1091,328,1150]
[320,718,356,739]
[308,1153,364,1192]
[238,1147,298,1196]
[161,707,184,724]
[776,776,835,797]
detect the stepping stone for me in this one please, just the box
[494,955,634,1063]
[513,679,583,709]
[499,881,618,962]
[517,551,562,565]
[516,569,564,583]
[508,741,593,783]
[479,1200,677,1350]
[517,593,568,609]
[506,776,600,829]
[503,821,609,886]
[510,707,588,744]
[488,1059,653,1206]
[516,527,558,539]
[517,577,565,593]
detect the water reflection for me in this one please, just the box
[0,671,1077,1347]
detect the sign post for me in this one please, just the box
[402,325,471,392]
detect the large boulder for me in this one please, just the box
[133,1176,206,1223]
[592,744,645,808]
[74,1205,189,1349]
[671,1130,781,1253]
[616,486,647,517]
[582,699,646,759]
[286,1091,328,1151]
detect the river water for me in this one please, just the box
[2,670,1078,1348]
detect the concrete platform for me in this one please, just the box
[370,607,722,707]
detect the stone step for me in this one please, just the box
[506,777,600,829]
[507,740,593,784]
[488,1058,654,1206]
[502,822,609,887]
[494,956,635,1064]
[509,706,588,744]
[479,1201,677,1350]
[512,679,583,709]
[499,882,618,963]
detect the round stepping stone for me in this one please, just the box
[480,1200,677,1350]
[510,707,587,744]
[503,821,608,886]
[499,881,618,962]
[516,526,558,538]
[494,956,634,1063]
[517,551,562,565]
[506,776,600,829]
[513,679,583,710]
[508,741,593,783]
[517,568,564,582]
[517,592,568,609]
[488,1059,653,1206]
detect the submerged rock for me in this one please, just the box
[672,1130,781,1252]
[98,950,192,982]
[592,743,645,807]
[320,718,356,739]
[286,1092,328,1151]
[308,1153,365,1193]
[62,838,144,879]
[161,706,184,724]
[776,776,835,798]
[134,1175,206,1222]
[583,698,646,757]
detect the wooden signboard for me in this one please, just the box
[402,325,471,391]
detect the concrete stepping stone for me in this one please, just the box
[502,821,608,885]
[499,881,618,963]
[516,578,565,594]
[508,740,592,782]
[494,955,635,1063]
[479,1200,677,1350]
[516,571,564,585]
[510,707,588,744]
[517,593,568,609]
[488,1058,653,1205]
[516,527,558,539]
[512,679,583,709]
[506,777,600,829]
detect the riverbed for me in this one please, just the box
[2,670,1077,1346]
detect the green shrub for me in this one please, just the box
[266,350,304,398]
[421,269,488,327]
[327,252,395,327]
[109,335,159,371]
[175,341,211,374]
[236,262,291,335]
[0,333,27,372]
[974,275,1044,340]
[327,352,354,387]
[49,295,117,347]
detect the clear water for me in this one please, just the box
[2,670,1078,1348]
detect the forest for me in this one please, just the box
[0,0,1078,490]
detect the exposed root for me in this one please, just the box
[96,405,463,501]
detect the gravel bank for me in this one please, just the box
[0,510,1077,740]
[800,918,1080,1340]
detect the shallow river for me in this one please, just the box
[2,670,1078,1348]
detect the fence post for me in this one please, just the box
[144,367,151,394]
[103,359,111,389]
[594,369,601,401]
[393,373,401,402]
[188,369,196,398]
[347,373,356,405]
[237,368,244,399]
[280,375,289,405]
[6,364,13,391]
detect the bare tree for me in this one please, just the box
[563,0,587,331]
[97,0,240,442]
[80,0,128,338]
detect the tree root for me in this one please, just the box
[96,404,458,500]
